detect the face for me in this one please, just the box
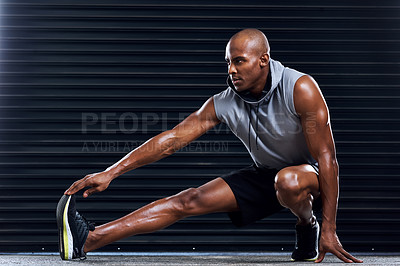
[225,39,269,93]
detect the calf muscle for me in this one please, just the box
[84,177,237,252]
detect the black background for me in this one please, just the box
[0,0,399,253]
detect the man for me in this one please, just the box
[57,29,362,263]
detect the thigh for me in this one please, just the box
[191,177,240,214]
[277,164,320,198]
[220,165,283,227]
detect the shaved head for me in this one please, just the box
[229,28,270,57]
[225,29,270,94]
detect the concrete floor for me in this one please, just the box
[0,253,399,266]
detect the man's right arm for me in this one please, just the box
[65,97,220,197]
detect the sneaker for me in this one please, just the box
[56,194,95,260]
[291,220,319,261]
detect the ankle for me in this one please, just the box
[296,215,316,226]
[83,230,96,253]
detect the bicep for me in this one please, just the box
[294,76,336,160]
[301,106,335,160]
[172,97,221,143]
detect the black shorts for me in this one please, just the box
[221,164,321,227]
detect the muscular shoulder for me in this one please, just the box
[293,75,328,118]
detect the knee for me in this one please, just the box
[274,170,301,197]
[168,187,202,217]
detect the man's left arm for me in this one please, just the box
[293,75,362,263]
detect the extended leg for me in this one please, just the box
[84,177,238,252]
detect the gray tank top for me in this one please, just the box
[213,58,318,171]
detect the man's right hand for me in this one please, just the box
[64,171,113,197]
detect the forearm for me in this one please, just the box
[318,153,339,231]
[104,129,185,179]
[99,98,218,182]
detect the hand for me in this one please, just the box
[315,229,363,263]
[64,171,113,198]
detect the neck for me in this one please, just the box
[248,79,267,97]
[249,67,270,97]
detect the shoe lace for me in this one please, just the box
[75,211,95,231]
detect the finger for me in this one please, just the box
[340,248,363,263]
[83,187,98,198]
[65,179,88,195]
[315,251,326,263]
[64,181,80,195]
[65,182,83,195]
[332,249,353,263]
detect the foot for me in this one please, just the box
[291,219,319,261]
[56,194,95,260]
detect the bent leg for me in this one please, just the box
[84,177,238,252]
[274,164,319,225]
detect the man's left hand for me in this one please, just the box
[315,230,363,263]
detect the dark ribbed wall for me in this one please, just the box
[1,0,399,253]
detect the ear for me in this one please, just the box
[260,53,270,68]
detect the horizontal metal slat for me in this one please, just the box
[1,0,399,253]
